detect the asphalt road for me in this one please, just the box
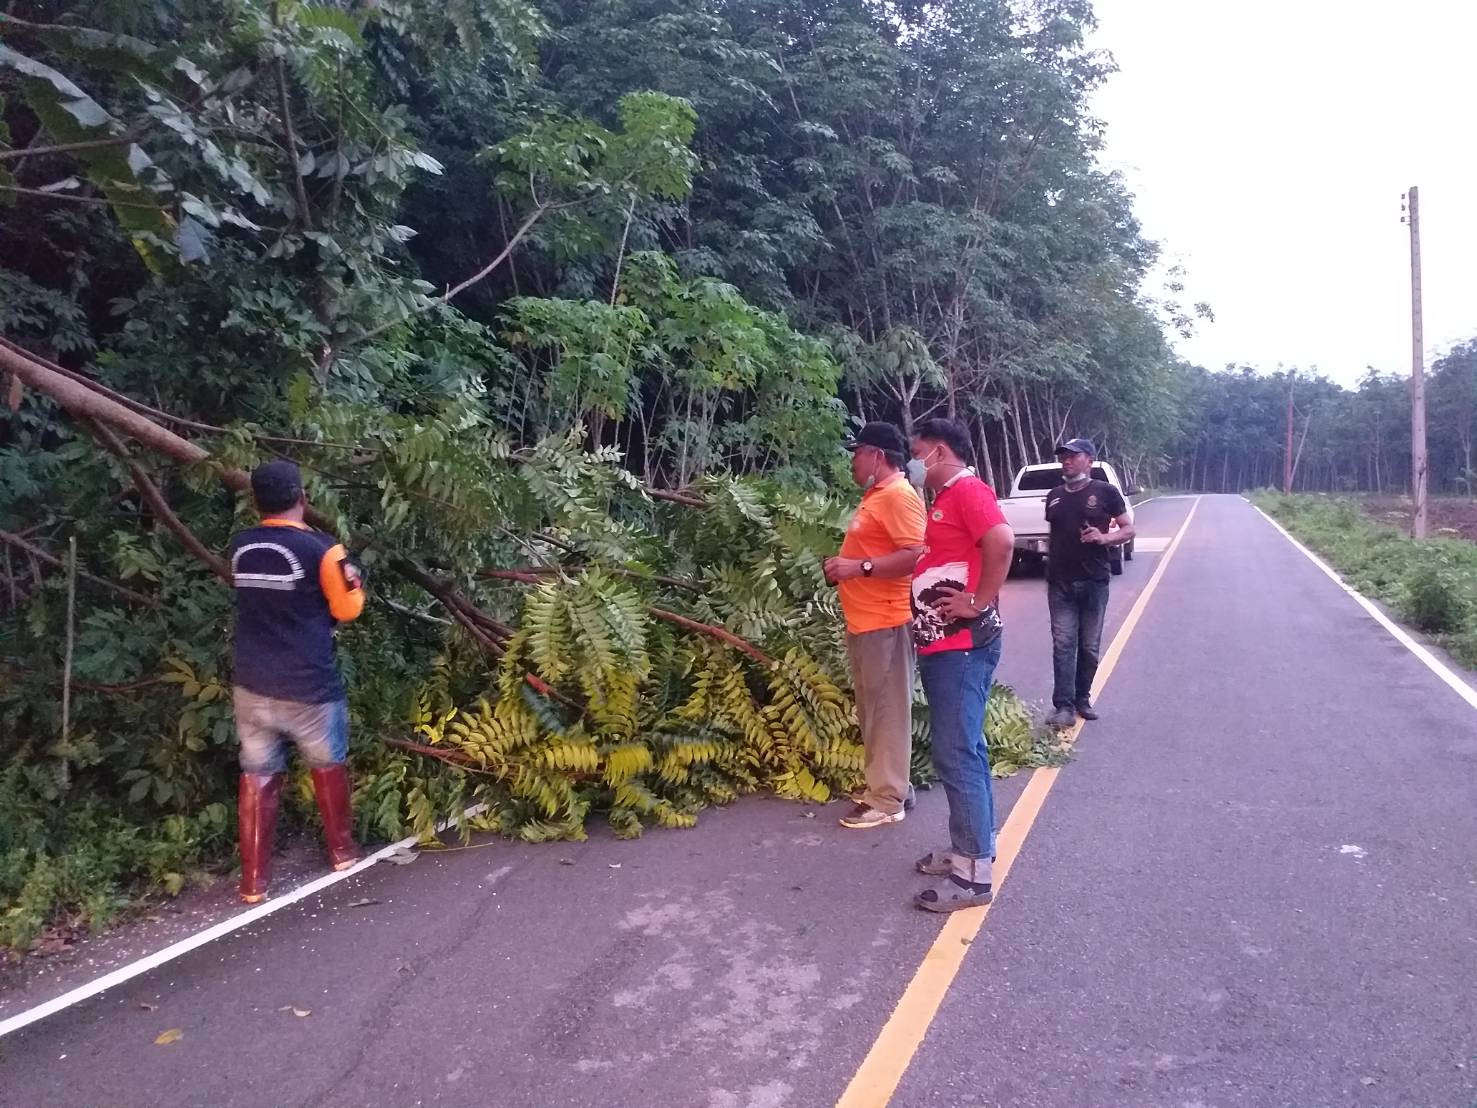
[2,495,1474,1108]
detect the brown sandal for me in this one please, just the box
[915,851,953,876]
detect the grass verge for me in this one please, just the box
[1252,491,1477,669]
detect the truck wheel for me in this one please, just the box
[1110,550,1124,576]
[1124,539,1134,562]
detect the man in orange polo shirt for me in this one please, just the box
[824,422,927,829]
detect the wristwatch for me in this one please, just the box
[861,560,874,577]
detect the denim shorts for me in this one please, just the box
[233,687,349,774]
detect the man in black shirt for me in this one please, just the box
[1043,439,1134,729]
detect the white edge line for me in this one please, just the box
[1248,501,1477,712]
[0,802,489,1039]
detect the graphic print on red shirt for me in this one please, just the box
[910,473,1007,655]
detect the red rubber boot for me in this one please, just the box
[238,772,284,903]
[310,763,360,871]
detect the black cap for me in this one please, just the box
[251,459,304,513]
[845,421,907,458]
[1054,437,1096,457]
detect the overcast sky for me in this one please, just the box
[1088,0,1476,385]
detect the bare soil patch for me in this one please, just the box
[1358,496,1477,544]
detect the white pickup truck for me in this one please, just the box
[1000,461,1139,575]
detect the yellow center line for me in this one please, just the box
[835,496,1202,1108]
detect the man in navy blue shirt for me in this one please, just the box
[229,461,364,902]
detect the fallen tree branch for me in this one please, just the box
[646,487,706,508]
[1,337,650,713]
[0,335,229,437]
[2,336,691,508]
[0,336,363,450]
[379,597,452,627]
[385,557,580,711]
[385,737,478,768]
[477,568,542,585]
[0,339,247,488]
[87,419,232,583]
[389,557,508,654]
[476,568,771,665]
[649,606,773,666]
[480,565,696,591]
[0,529,157,607]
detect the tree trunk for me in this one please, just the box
[973,410,996,489]
[1023,392,1041,459]
[1009,388,1030,469]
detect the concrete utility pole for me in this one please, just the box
[1405,186,1429,539]
[1283,377,1294,493]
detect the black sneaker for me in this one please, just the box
[1075,701,1100,721]
[1045,706,1076,729]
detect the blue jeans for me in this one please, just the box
[1048,577,1109,708]
[917,637,1003,860]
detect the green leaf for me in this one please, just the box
[176,216,210,263]
[0,44,173,249]
[0,42,96,104]
[59,97,110,128]
[293,6,366,48]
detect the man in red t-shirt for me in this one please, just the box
[907,418,1014,912]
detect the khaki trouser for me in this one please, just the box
[233,687,349,774]
[845,622,916,815]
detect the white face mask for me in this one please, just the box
[909,446,941,487]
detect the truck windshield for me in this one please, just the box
[1015,465,1110,492]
